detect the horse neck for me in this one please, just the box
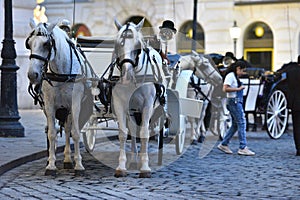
[50,33,77,74]
[180,55,195,71]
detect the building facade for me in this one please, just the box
[1,0,300,108]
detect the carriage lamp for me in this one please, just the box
[229,21,241,56]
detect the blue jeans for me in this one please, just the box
[221,96,247,149]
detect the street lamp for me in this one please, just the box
[0,0,24,137]
[229,20,241,56]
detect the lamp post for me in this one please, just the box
[229,21,241,56]
[192,0,198,51]
[0,0,24,137]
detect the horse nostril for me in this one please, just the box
[28,72,39,81]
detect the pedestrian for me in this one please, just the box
[218,60,255,156]
[286,55,300,156]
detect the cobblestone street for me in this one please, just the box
[1,128,300,199]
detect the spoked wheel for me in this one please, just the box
[175,115,186,155]
[265,90,288,139]
[82,115,97,152]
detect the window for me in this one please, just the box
[177,21,205,54]
[244,21,274,71]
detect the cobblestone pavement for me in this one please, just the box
[1,127,300,199]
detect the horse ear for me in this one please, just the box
[47,21,59,33]
[29,18,36,29]
[192,50,198,56]
[136,18,145,32]
[114,18,123,30]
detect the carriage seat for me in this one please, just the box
[167,54,181,69]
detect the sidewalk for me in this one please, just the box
[0,109,64,175]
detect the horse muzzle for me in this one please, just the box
[27,70,42,85]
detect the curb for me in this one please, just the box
[0,135,119,176]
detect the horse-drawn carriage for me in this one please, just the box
[27,19,224,177]
[241,66,289,139]
[26,18,289,177]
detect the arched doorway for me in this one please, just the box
[244,21,274,71]
[177,20,205,54]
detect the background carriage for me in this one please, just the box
[210,54,290,139]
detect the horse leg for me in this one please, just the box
[189,117,198,145]
[128,117,138,170]
[71,101,85,176]
[63,116,73,169]
[198,102,209,143]
[139,106,152,178]
[115,117,128,177]
[45,114,58,176]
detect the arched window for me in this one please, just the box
[177,20,205,54]
[72,23,92,38]
[244,21,274,71]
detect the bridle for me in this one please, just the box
[194,55,219,85]
[26,30,56,77]
[115,23,141,71]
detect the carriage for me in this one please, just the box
[241,66,289,139]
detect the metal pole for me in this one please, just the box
[192,0,197,51]
[233,38,237,56]
[0,0,24,137]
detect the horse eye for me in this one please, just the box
[43,41,51,49]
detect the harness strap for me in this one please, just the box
[28,83,44,107]
[29,54,48,62]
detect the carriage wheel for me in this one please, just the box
[175,115,186,155]
[265,90,288,139]
[82,115,97,152]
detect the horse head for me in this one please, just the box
[191,51,223,87]
[114,18,145,83]
[26,21,69,85]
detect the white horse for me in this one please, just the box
[112,18,167,178]
[26,21,97,176]
[178,52,224,144]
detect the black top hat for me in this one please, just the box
[159,20,177,33]
[224,52,237,61]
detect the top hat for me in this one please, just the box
[224,52,237,61]
[159,20,177,33]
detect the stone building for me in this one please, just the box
[1,0,300,108]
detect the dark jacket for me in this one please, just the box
[287,63,300,111]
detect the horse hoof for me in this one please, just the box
[139,171,151,178]
[198,136,205,143]
[114,170,127,178]
[191,140,197,145]
[64,162,73,169]
[75,170,85,176]
[45,169,57,176]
